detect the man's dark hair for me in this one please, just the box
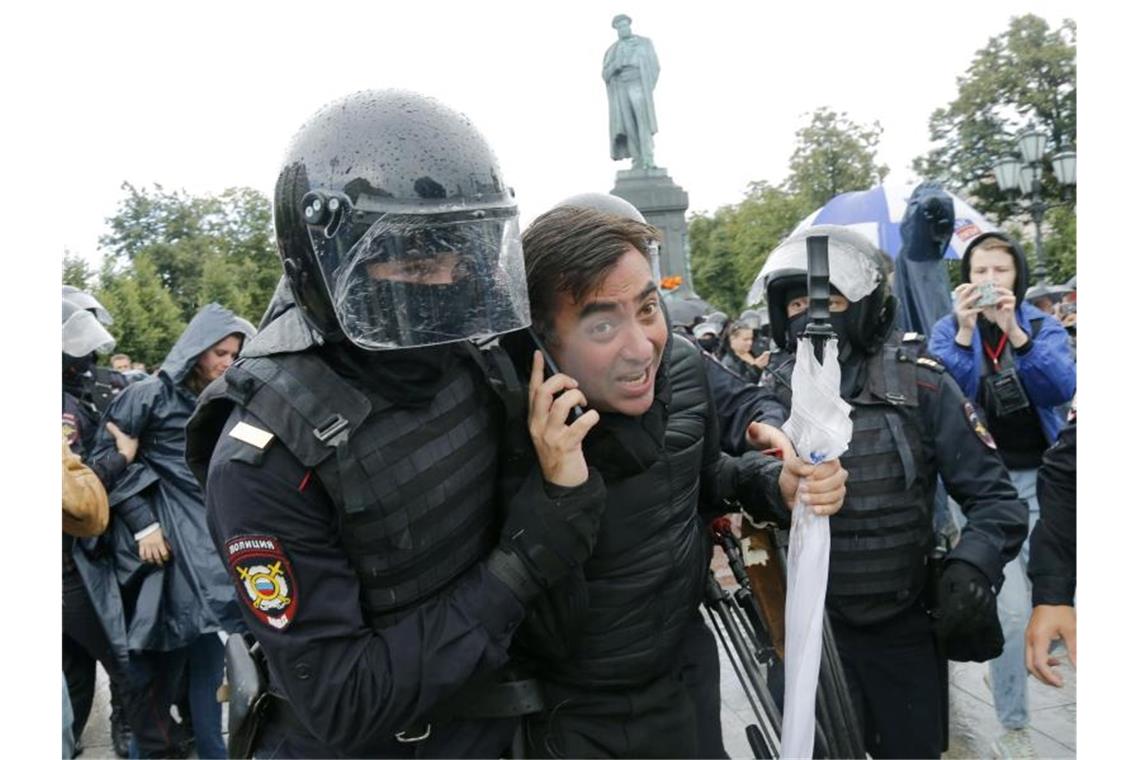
[522,206,659,338]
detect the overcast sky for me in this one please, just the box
[10,0,1078,267]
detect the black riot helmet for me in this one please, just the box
[273,90,530,350]
[752,225,896,355]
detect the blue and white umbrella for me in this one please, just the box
[791,183,996,260]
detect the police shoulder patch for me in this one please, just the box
[916,356,944,372]
[229,421,274,450]
[225,535,298,631]
[962,400,997,450]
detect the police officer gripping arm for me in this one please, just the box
[186,91,605,759]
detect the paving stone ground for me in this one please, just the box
[75,556,1074,759]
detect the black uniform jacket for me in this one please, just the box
[1028,418,1077,606]
[767,343,1027,591]
[200,325,603,757]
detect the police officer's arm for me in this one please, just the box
[207,432,521,754]
[922,368,1028,585]
[1028,419,1077,606]
[1025,419,1077,684]
[207,406,603,756]
[85,383,163,540]
[694,359,789,524]
[701,351,787,456]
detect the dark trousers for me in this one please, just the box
[128,635,226,759]
[678,615,729,759]
[62,567,146,750]
[829,603,943,759]
[523,669,699,759]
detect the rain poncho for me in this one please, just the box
[780,338,852,759]
[89,303,254,652]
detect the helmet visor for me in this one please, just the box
[63,310,115,357]
[63,290,114,326]
[310,209,530,350]
[750,231,883,307]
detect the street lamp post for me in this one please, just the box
[991,125,1077,284]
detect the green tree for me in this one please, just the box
[96,254,186,369]
[689,183,812,313]
[913,15,1076,280]
[62,250,94,290]
[784,108,889,208]
[688,106,887,311]
[98,182,279,323]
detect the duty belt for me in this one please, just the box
[399,676,546,744]
[264,677,545,746]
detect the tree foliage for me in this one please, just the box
[785,108,889,210]
[59,183,279,368]
[689,107,885,312]
[62,250,94,291]
[98,183,280,324]
[95,254,186,369]
[913,14,1076,282]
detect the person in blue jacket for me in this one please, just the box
[928,230,1075,758]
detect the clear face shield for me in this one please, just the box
[308,205,531,350]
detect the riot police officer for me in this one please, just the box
[758,225,1028,758]
[185,90,606,758]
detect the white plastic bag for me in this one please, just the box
[780,338,852,759]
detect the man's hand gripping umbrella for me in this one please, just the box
[779,236,860,759]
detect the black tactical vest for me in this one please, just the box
[189,349,503,630]
[545,337,712,688]
[773,336,936,626]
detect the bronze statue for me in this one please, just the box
[602,14,659,170]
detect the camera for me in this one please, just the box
[975,281,1000,308]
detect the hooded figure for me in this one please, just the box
[90,303,254,651]
[85,303,253,757]
[928,231,1074,445]
[893,182,956,336]
[927,232,1074,752]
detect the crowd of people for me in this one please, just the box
[62,88,1076,760]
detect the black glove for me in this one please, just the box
[488,469,605,602]
[935,560,1004,662]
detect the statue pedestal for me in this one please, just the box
[611,167,695,298]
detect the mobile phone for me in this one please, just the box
[975,281,1000,307]
[527,327,583,421]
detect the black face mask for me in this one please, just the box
[696,334,719,353]
[829,309,860,363]
[62,352,96,383]
[320,340,460,407]
[786,309,868,396]
[788,310,863,360]
[786,312,809,352]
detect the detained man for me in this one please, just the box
[499,206,847,758]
